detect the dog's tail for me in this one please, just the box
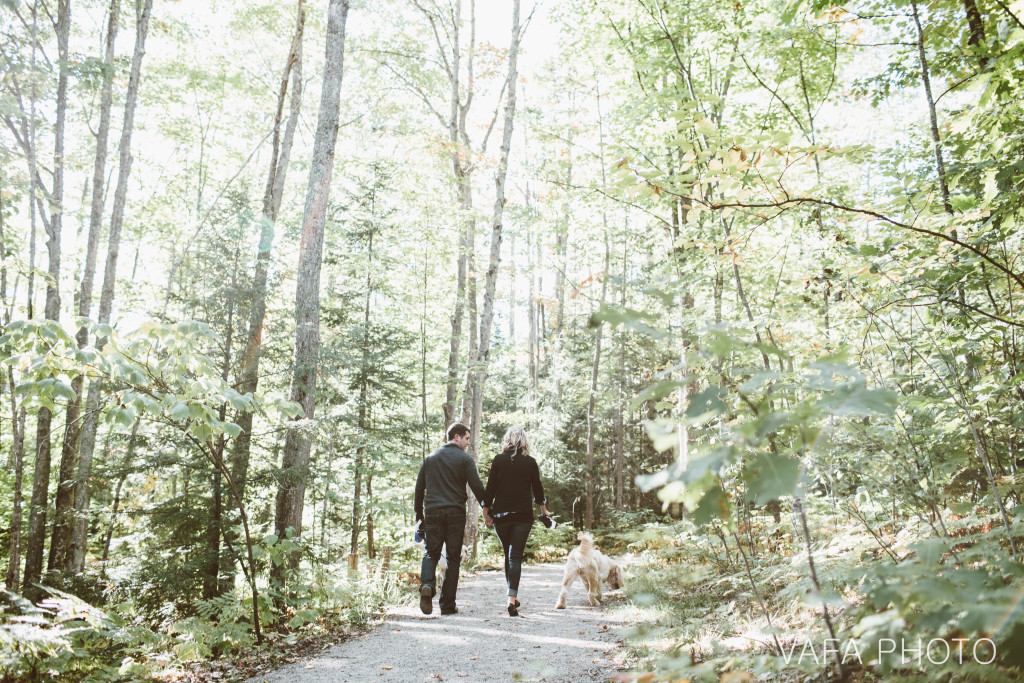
[577,532,594,559]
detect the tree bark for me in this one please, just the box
[350,222,375,558]
[69,0,154,574]
[227,0,305,559]
[615,239,626,510]
[437,0,477,430]
[910,2,953,218]
[26,0,70,591]
[528,220,537,406]
[5,378,26,590]
[205,239,240,599]
[272,0,350,584]
[963,0,988,68]
[554,135,571,336]
[465,0,521,553]
[586,237,610,530]
[54,0,120,573]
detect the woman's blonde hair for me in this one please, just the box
[501,425,530,458]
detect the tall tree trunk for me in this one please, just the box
[350,224,374,559]
[440,0,475,430]
[5,378,26,590]
[465,0,521,553]
[508,235,516,340]
[24,3,40,322]
[963,0,988,68]
[365,473,375,560]
[527,220,537,408]
[26,0,70,590]
[586,237,610,530]
[69,0,154,574]
[227,0,305,575]
[206,240,239,599]
[349,454,362,560]
[911,2,953,218]
[320,440,333,553]
[272,0,350,585]
[55,0,120,573]
[461,222,478,426]
[421,264,429,457]
[615,239,626,510]
[554,135,571,335]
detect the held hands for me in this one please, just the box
[482,506,494,527]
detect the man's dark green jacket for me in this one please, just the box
[414,442,486,519]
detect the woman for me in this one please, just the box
[482,425,550,616]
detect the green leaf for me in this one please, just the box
[692,485,731,527]
[910,538,948,566]
[169,401,190,422]
[686,386,725,420]
[823,386,897,417]
[51,380,76,402]
[743,453,801,505]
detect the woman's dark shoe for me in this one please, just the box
[507,602,519,617]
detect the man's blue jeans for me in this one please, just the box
[420,507,466,612]
[494,520,532,597]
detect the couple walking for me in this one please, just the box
[414,422,549,617]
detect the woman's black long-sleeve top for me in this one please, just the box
[482,449,546,522]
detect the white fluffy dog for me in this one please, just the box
[555,532,624,609]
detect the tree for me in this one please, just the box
[272,0,350,584]
[68,0,154,574]
[51,0,121,573]
[24,0,70,594]
[225,0,306,581]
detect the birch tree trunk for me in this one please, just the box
[585,237,609,530]
[350,226,374,559]
[229,0,305,530]
[615,239,626,510]
[26,0,69,591]
[4,5,39,589]
[272,0,349,584]
[441,0,472,429]
[69,0,154,573]
[465,0,521,552]
[5,381,26,590]
[54,0,120,572]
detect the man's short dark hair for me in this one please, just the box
[446,422,470,441]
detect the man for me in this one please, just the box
[414,422,491,615]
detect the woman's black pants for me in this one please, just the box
[494,520,532,597]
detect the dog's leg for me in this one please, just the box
[555,567,576,609]
[581,569,601,606]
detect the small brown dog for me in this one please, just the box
[554,532,624,609]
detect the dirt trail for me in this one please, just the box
[245,563,627,683]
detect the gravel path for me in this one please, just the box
[245,563,627,683]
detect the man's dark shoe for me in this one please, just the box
[440,607,459,615]
[419,585,433,615]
